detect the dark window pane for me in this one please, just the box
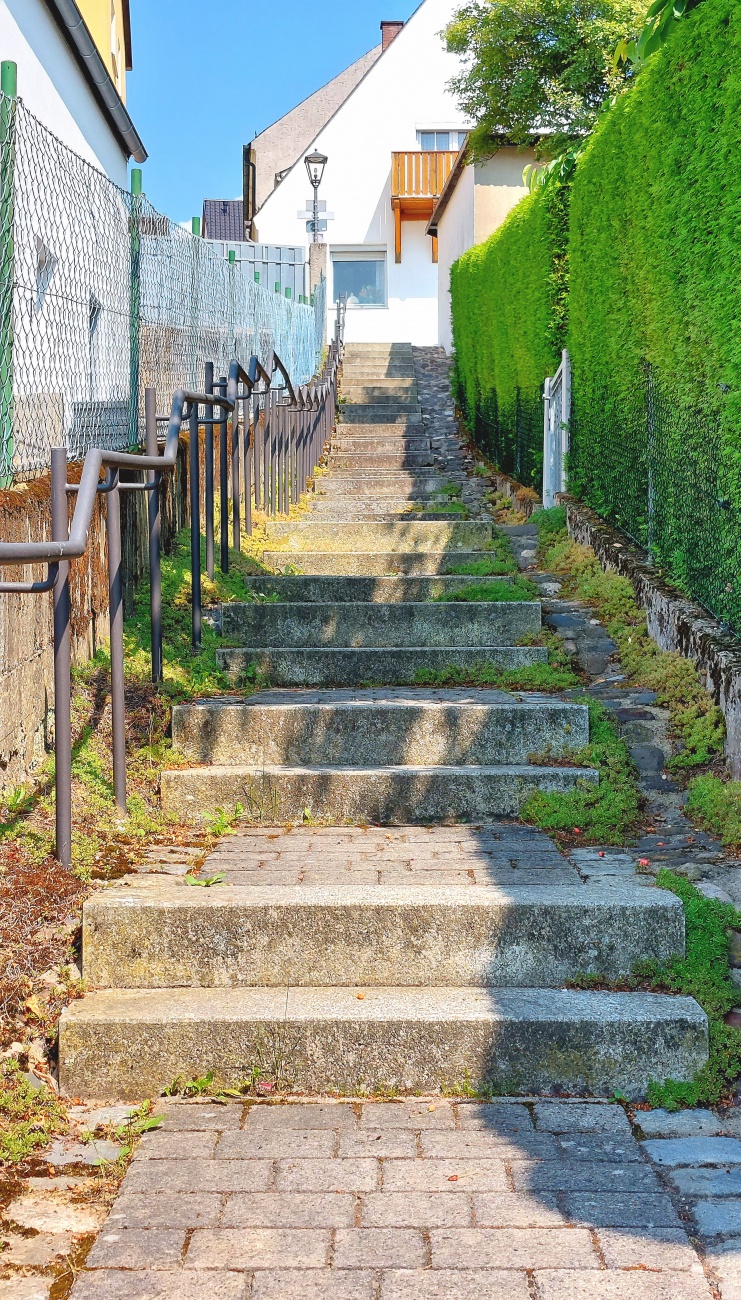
[333,260,385,306]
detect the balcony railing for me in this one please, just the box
[391,151,458,262]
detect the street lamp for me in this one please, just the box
[305,151,328,244]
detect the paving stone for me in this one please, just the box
[455,1103,534,1131]
[0,1282,52,1300]
[705,1241,741,1300]
[276,1158,379,1192]
[159,1105,243,1131]
[564,1191,681,1227]
[511,1160,659,1193]
[381,1157,508,1192]
[185,1227,330,1269]
[332,1227,426,1269]
[45,1137,122,1166]
[220,1192,356,1228]
[692,1200,741,1238]
[360,1192,470,1227]
[419,1130,559,1160]
[636,1109,724,1138]
[338,1130,417,1158]
[122,1159,270,1194]
[71,1272,247,1298]
[556,1135,642,1161]
[0,1230,74,1265]
[534,1272,713,1298]
[5,1191,107,1234]
[643,1137,741,1166]
[472,1192,566,1226]
[380,1271,530,1299]
[137,1131,217,1159]
[597,1227,701,1271]
[216,1129,335,1159]
[252,1274,375,1300]
[245,1103,357,1129]
[429,1225,598,1269]
[359,1102,455,1129]
[668,1166,741,1200]
[86,1229,186,1269]
[107,1193,222,1229]
[534,1104,632,1134]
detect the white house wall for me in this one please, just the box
[0,0,128,183]
[436,163,474,354]
[254,0,468,346]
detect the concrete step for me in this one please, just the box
[58,985,708,1101]
[332,436,432,451]
[344,345,413,357]
[216,645,547,686]
[240,575,518,602]
[222,601,540,648]
[172,689,587,766]
[342,385,418,404]
[161,760,597,823]
[342,368,417,381]
[339,406,423,425]
[317,474,451,496]
[302,506,475,522]
[264,521,492,551]
[337,421,425,436]
[328,454,435,470]
[262,552,505,575]
[81,882,684,989]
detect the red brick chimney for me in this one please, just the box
[381,20,405,51]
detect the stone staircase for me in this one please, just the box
[59,342,708,1101]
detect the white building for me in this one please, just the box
[0,0,145,184]
[427,147,535,353]
[254,0,471,346]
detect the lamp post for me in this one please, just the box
[304,151,328,244]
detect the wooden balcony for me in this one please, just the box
[391,151,458,263]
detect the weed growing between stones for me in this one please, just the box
[432,578,539,603]
[445,557,517,577]
[536,509,726,773]
[414,661,580,690]
[684,776,741,852]
[522,701,642,845]
[0,1061,68,1162]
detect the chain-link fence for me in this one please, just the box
[569,366,741,631]
[463,387,543,493]
[1,93,324,483]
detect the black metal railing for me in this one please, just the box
[0,302,344,867]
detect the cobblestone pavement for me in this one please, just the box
[52,1096,741,1298]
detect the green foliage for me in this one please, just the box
[450,183,569,490]
[163,1070,215,1098]
[445,558,517,576]
[616,0,703,66]
[521,700,643,843]
[568,0,741,628]
[414,660,579,691]
[433,578,539,602]
[646,870,741,1107]
[685,775,741,850]
[0,1060,68,1162]
[445,0,649,160]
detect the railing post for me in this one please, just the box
[106,473,127,813]
[190,400,202,648]
[204,362,215,580]
[145,387,162,683]
[542,376,554,509]
[129,169,142,449]
[0,61,17,487]
[243,398,253,536]
[230,375,240,551]
[51,447,72,868]
[218,378,229,572]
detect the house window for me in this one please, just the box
[332,253,386,308]
[418,131,466,151]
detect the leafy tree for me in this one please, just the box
[445,0,650,159]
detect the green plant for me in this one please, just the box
[163,1070,215,1098]
[433,578,539,602]
[685,775,741,850]
[0,1060,68,1162]
[414,660,579,691]
[522,700,643,843]
[202,804,245,836]
[185,873,226,888]
[445,557,516,577]
[439,481,463,498]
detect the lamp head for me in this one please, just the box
[305,151,328,189]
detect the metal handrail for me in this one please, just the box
[0,297,345,867]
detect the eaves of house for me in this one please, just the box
[42,0,146,162]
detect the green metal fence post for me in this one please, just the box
[129,168,142,447]
[0,61,17,486]
[192,217,201,237]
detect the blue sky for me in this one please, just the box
[127,0,421,223]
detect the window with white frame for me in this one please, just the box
[418,131,467,151]
[331,251,387,308]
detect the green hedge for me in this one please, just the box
[568,0,741,626]
[450,183,568,490]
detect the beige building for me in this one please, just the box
[428,145,535,352]
[76,0,132,101]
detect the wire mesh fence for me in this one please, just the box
[465,387,543,493]
[2,93,324,483]
[569,366,741,632]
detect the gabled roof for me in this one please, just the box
[203,199,243,242]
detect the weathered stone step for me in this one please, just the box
[172,689,586,766]
[337,421,424,436]
[339,405,423,425]
[161,760,596,823]
[262,551,502,575]
[302,506,476,522]
[58,985,708,1101]
[342,390,418,407]
[221,601,539,648]
[332,438,432,454]
[329,453,435,470]
[81,882,684,989]
[342,368,417,381]
[240,575,516,602]
[344,344,413,356]
[317,474,450,496]
[342,379,417,392]
[216,645,547,687]
[264,521,492,551]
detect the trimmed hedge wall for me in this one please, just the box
[568,0,741,626]
[450,184,568,490]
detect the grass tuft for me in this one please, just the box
[433,578,539,603]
